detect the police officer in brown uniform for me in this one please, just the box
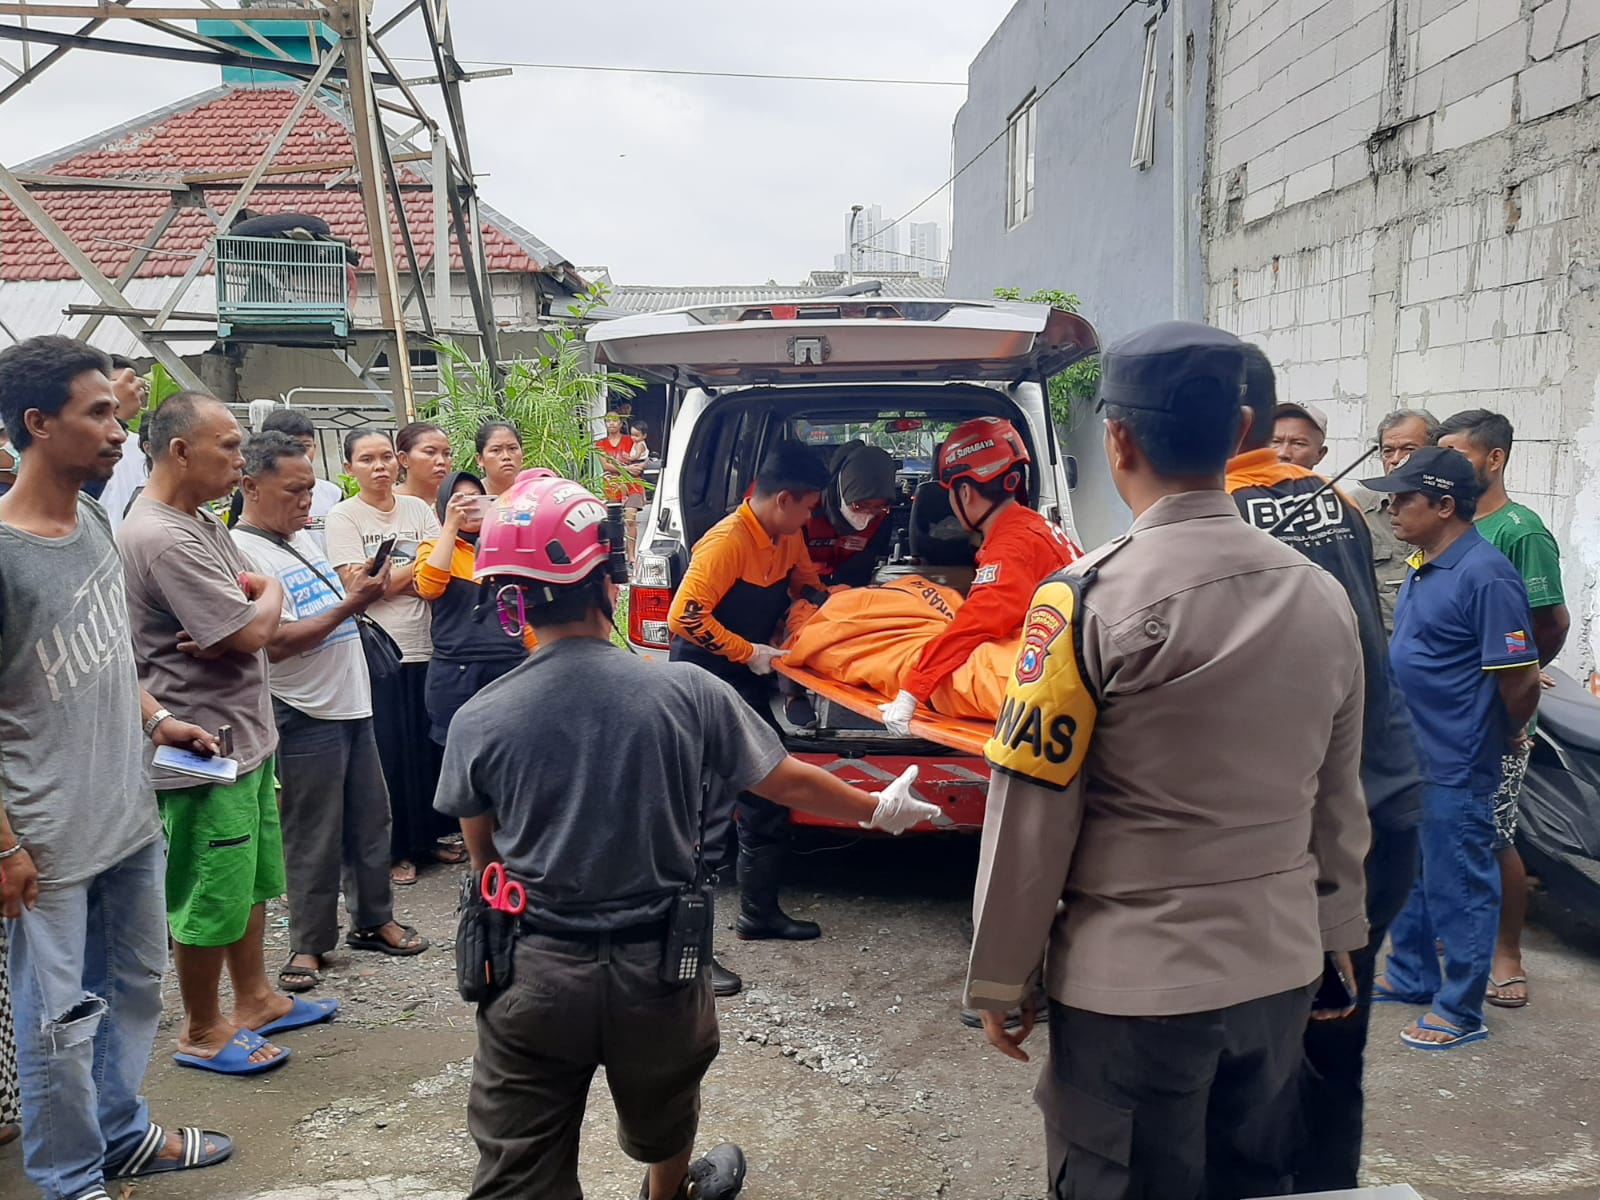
[965,322,1372,1200]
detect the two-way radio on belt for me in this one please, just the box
[1264,444,1382,537]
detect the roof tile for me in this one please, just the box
[1,86,543,282]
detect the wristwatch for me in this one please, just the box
[143,708,173,738]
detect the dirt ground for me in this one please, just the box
[3,834,1598,1200]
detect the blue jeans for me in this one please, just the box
[1383,784,1500,1033]
[4,840,167,1200]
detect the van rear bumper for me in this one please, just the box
[786,751,988,833]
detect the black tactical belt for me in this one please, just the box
[518,918,669,945]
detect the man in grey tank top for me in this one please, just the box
[0,336,235,1198]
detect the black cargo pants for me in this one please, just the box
[1292,822,1420,1191]
[1037,986,1311,1200]
[467,931,720,1199]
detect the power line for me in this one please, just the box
[855,0,1144,249]
[391,56,966,87]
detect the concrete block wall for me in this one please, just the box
[1205,0,1600,677]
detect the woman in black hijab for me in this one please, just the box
[414,470,534,746]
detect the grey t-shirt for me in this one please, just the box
[0,496,160,887]
[435,637,786,933]
[118,495,277,787]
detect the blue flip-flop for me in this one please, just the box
[173,1028,290,1075]
[108,1123,234,1179]
[1370,978,1428,1005]
[254,995,340,1037]
[1400,1016,1489,1050]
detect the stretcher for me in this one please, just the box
[774,659,991,757]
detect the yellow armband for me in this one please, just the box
[984,575,1098,791]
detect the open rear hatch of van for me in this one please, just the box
[589,297,1098,389]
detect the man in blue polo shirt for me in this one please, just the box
[1362,447,1541,1050]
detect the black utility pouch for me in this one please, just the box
[487,908,518,990]
[660,886,712,985]
[456,875,507,1003]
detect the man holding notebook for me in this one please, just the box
[119,390,302,1076]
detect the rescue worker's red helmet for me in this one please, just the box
[936,416,1030,499]
[474,468,618,589]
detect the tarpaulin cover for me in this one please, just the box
[777,575,1017,752]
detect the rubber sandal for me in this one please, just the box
[277,955,322,993]
[0,1122,18,1148]
[1400,1016,1489,1050]
[432,841,468,865]
[109,1123,234,1178]
[173,1028,290,1076]
[389,861,418,887]
[254,995,340,1037]
[1486,975,1530,1009]
[346,924,429,957]
[1370,978,1427,1005]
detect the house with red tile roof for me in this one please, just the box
[0,79,585,408]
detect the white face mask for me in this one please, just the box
[841,503,875,532]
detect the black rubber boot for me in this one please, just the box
[709,957,743,997]
[735,843,820,941]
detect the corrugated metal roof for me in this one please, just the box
[612,277,948,313]
[0,277,218,356]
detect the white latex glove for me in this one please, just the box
[747,644,787,676]
[878,689,917,736]
[863,766,940,834]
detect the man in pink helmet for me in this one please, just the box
[434,470,939,1200]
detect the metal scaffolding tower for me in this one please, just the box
[0,0,507,421]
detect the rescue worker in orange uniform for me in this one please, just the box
[879,417,1080,736]
[667,443,831,988]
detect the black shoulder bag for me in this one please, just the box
[234,524,404,683]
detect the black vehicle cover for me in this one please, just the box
[1518,668,1600,916]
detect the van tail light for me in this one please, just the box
[628,585,673,649]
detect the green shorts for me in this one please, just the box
[157,757,286,948]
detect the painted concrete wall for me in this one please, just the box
[1204,0,1600,677]
[946,0,1214,549]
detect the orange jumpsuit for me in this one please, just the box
[667,500,824,679]
[900,502,1080,703]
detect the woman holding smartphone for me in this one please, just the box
[415,471,535,746]
[324,428,456,886]
[394,421,453,509]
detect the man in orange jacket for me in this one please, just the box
[879,416,1080,736]
[668,443,831,980]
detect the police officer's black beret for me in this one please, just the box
[1095,321,1247,415]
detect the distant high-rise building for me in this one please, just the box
[908,222,945,277]
[835,206,946,277]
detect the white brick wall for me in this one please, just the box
[1212,0,1600,222]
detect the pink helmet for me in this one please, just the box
[474,468,621,591]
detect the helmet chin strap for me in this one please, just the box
[950,485,996,535]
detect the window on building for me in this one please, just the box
[1006,94,1037,229]
[1131,18,1159,171]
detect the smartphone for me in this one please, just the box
[1313,954,1357,1014]
[368,535,398,576]
[467,494,496,520]
[153,745,239,784]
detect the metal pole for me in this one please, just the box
[1171,0,1188,319]
[433,135,450,336]
[331,0,416,423]
[846,204,861,286]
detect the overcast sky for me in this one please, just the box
[0,1,1014,286]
